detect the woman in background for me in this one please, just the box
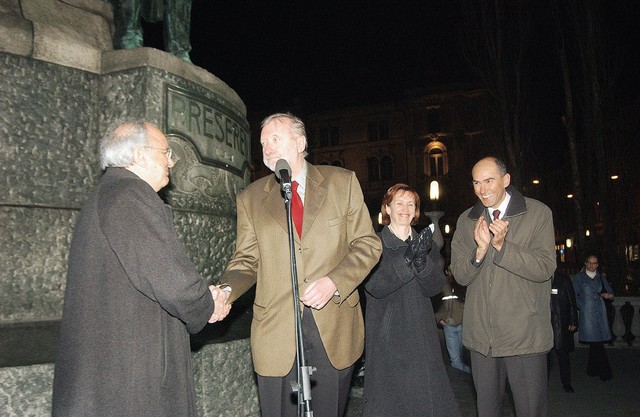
[363,183,460,417]
[573,255,614,381]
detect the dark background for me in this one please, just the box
[142,0,639,161]
[139,0,640,286]
[146,1,476,112]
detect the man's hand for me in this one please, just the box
[208,285,232,323]
[300,276,337,310]
[488,218,509,252]
[474,216,491,261]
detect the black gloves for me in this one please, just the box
[403,226,433,272]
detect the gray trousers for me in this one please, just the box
[470,350,549,417]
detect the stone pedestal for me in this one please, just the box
[0,1,258,415]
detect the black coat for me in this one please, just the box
[363,227,460,417]
[550,270,578,351]
[52,168,214,417]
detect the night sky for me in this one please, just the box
[142,0,639,167]
[143,2,639,114]
[161,1,475,113]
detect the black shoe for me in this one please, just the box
[563,384,575,393]
[600,375,612,381]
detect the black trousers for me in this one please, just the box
[549,348,572,386]
[257,308,354,417]
[586,342,613,380]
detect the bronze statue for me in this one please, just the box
[111,0,193,62]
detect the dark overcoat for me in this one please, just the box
[363,226,460,417]
[550,270,578,351]
[52,168,214,417]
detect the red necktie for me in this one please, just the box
[493,209,501,221]
[291,181,304,237]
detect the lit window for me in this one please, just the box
[423,140,448,177]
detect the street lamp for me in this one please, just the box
[425,180,445,269]
[429,180,439,201]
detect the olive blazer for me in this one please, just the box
[222,162,382,376]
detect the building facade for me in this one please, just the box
[304,87,502,245]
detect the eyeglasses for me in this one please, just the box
[586,261,598,265]
[144,146,173,159]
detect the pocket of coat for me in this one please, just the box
[161,315,169,386]
[345,289,360,307]
[253,303,266,321]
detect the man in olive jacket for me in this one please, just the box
[451,157,556,417]
[52,120,230,417]
[220,113,381,417]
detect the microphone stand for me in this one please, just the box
[282,182,315,417]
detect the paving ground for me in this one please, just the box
[345,345,640,417]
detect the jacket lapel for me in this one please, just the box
[261,162,328,241]
[299,163,327,240]
[262,176,291,236]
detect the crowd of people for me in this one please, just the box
[52,114,617,417]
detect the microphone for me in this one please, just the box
[275,159,292,193]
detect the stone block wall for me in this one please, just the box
[0,0,259,415]
[0,339,260,417]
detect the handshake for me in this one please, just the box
[404,225,434,272]
[207,284,233,323]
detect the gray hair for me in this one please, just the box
[261,112,308,155]
[99,119,149,169]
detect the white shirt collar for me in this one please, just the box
[292,161,307,202]
[490,193,511,219]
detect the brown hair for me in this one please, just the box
[380,183,421,225]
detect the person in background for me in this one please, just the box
[450,157,556,417]
[52,120,230,417]
[363,183,460,417]
[572,255,614,381]
[219,112,381,417]
[549,268,578,393]
[436,267,472,374]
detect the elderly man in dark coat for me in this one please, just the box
[52,120,230,417]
